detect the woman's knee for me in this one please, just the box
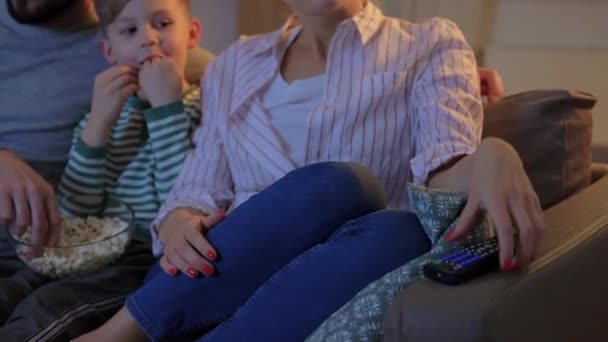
[282,162,387,211]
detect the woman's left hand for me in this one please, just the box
[446,137,545,271]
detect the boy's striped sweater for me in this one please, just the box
[58,86,201,240]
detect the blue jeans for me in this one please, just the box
[126,162,431,341]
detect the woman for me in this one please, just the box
[77,1,543,341]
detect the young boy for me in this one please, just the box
[58,0,202,240]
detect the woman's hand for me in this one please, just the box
[447,138,545,271]
[158,208,225,278]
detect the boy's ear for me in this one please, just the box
[187,18,202,49]
[100,38,117,64]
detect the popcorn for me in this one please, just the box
[14,216,130,278]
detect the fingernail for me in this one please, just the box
[207,251,217,261]
[502,260,513,272]
[216,210,226,216]
[202,264,215,276]
[444,231,456,241]
[168,267,178,276]
[187,268,199,278]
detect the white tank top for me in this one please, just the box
[261,72,326,166]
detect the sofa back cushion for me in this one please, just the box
[483,90,596,209]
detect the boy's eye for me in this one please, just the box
[159,20,173,28]
[120,26,137,36]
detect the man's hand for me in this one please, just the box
[138,57,184,108]
[0,150,61,247]
[81,65,139,147]
[478,67,505,104]
[158,208,225,278]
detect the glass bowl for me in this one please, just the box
[8,195,135,278]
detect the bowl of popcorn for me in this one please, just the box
[8,195,135,278]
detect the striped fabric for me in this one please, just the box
[58,86,201,238]
[152,3,482,255]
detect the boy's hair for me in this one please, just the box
[94,0,192,34]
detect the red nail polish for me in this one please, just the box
[502,260,513,272]
[444,231,456,241]
[168,267,178,276]
[202,264,215,276]
[216,210,226,217]
[187,268,199,278]
[207,251,217,261]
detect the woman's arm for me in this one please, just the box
[411,19,543,271]
[151,70,235,258]
[429,138,544,271]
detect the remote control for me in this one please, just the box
[423,237,500,285]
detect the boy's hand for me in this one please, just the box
[82,65,139,147]
[158,208,225,278]
[138,57,183,108]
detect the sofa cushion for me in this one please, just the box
[483,90,596,209]
[185,47,215,84]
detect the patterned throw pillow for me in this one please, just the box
[305,184,493,342]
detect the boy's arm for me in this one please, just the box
[57,113,108,216]
[58,65,138,216]
[144,88,202,204]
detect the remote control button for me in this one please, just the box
[454,253,472,262]
[445,252,465,261]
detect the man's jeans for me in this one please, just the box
[127,162,432,341]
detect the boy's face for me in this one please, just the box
[101,0,200,79]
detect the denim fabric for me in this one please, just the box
[126,162,431,341]
[199,209,430,342]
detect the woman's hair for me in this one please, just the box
[93,0,191,34]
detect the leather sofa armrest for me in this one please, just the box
[383,175,608,342]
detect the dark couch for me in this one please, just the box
[383,90,607,342]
